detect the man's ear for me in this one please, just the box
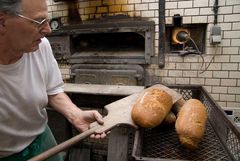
[0,12,6,36]
[0,12,6,28]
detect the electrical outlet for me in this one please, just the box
[209,25,221,45]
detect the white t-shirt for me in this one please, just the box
[0,37,64,157]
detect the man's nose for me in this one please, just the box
[40,22,52,35]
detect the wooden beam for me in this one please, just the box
[64,83,144,96]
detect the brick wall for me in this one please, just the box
[47,0,240,108]
[163,0,240,108]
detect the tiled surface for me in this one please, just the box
[47,0,240,107]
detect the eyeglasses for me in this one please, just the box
[17,14,49,29]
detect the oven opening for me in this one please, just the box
[72,32,145,57]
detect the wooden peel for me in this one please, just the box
[28,84,182,161]
[28,93,139,161]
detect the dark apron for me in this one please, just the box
[0,125,63,161]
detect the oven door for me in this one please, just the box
[71,64,144,86]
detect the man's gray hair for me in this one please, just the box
[0,0,22,15]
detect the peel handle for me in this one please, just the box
[28,123,100,161]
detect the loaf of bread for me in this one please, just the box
[131,88,173,128]
[175,99,207,150]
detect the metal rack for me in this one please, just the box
[132,85,240,161]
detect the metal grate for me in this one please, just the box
[139,122,230,160]
[132,85,240,161]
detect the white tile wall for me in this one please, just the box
[47,0,240,107]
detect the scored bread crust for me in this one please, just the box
[131,88,173,128]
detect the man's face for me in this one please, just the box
[4,0,51,53]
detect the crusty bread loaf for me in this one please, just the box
[175,99,207,150]
[131,88,173,128]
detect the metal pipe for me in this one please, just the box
[213,0,219,25]
[158,0,166,68]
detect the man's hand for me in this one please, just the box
[48,92,108,139]
[71,109,107,139]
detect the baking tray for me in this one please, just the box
[132,85,240,161]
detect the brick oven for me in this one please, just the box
[47,0,166,86]
[48,17,155,86]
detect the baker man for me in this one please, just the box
[0,0,106,160]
